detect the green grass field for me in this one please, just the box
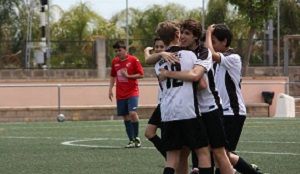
[0,118,299,174]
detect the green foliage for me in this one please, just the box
[226,0,276,30]
[49,41,96,69]
[2,1,300,69]
[279,0,300,35]
[206,0,228,26]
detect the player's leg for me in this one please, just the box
[190,151,199,174]
[211,147,233,174]
[164,150,181,174]
[202,109,234,174]
[162,121,182,174]
[185,117,213,174]
[128,96,141,147]
[117,98,135,148]
[176,147,190,174]
[223,116,263,174]
[145,104,166,158]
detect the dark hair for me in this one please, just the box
[113,40,126,49]
[180,19,202,43]
[153,37,162,44]
[212,24,232,47]
[155,20,180,46]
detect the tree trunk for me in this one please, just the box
[242,27,256,76]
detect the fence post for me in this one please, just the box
[95,37,106,79]
[57,84,61,116]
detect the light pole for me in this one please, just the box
[202,0,205,31]
[126,0,129,50]
[277,0,280,67]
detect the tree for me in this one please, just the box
[226,0,276,75]
[206,0,228,26]
[276,0,300,65]
[279,0,300,35]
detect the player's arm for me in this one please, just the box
[160,65,206,82]
[206,25,221,63]
[145,51,179,65]
[108,76,115,101]
[144,47,153,60]
[198,77,207,89]
[122,71,144,79]
[121,59,144,79]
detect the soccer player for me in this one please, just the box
[155,20,212,174]
[206,24,264,174]
[160,19,234,174]
[144,37,166,158]
[108,40,144,148]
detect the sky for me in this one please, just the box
[51,0,208,20]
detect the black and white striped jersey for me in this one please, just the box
[194,46,222,113]
[154,46,201,122]
[214,49,246,116]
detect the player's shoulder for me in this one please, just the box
[166,46,185,53]
[223,48,240,58]
[127,54,141,62]
[194,45,211,60]
[112,57,120,63]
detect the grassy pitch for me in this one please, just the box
[0,118,299,174]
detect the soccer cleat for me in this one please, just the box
[251,164,268,174]
[134,137,141,148]
[251,164,259,170]
[125,141,135,148]
[189,168,199,174]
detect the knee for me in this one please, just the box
[144,127,156,139]
[129,111,139,121]
[212,147,227,159]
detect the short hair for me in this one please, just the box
[212,24,232,47]
[180,19,202,42]
[113,40,126,49]
[153,37,162,44]
[155,20,180,46]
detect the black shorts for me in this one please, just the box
[223,115,246,151]
[161,117,209,151]
[147,104,162,128]
[202,109,227,149]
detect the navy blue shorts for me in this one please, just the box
[116,96,139,116]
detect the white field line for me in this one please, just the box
[3,136,298,144]
[1,136,300,144]
[0,124,148,130]
[240,140,300,144]
[60,138,300,155]
[1,136,299,155]
[235,150,300,156]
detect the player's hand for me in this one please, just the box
[160,52,179,64]
[120,68,128,78]
[158,68,168,81]
[206,24,215,33]
[144,47,153,54]
[198,78,207,90]
[109,90,113,102]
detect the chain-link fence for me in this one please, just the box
[1,38,299,69]
[0,40,96,69]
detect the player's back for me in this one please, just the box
[155,46,200,122]
[214,49,246,116]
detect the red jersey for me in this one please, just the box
[110,54,144,99]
